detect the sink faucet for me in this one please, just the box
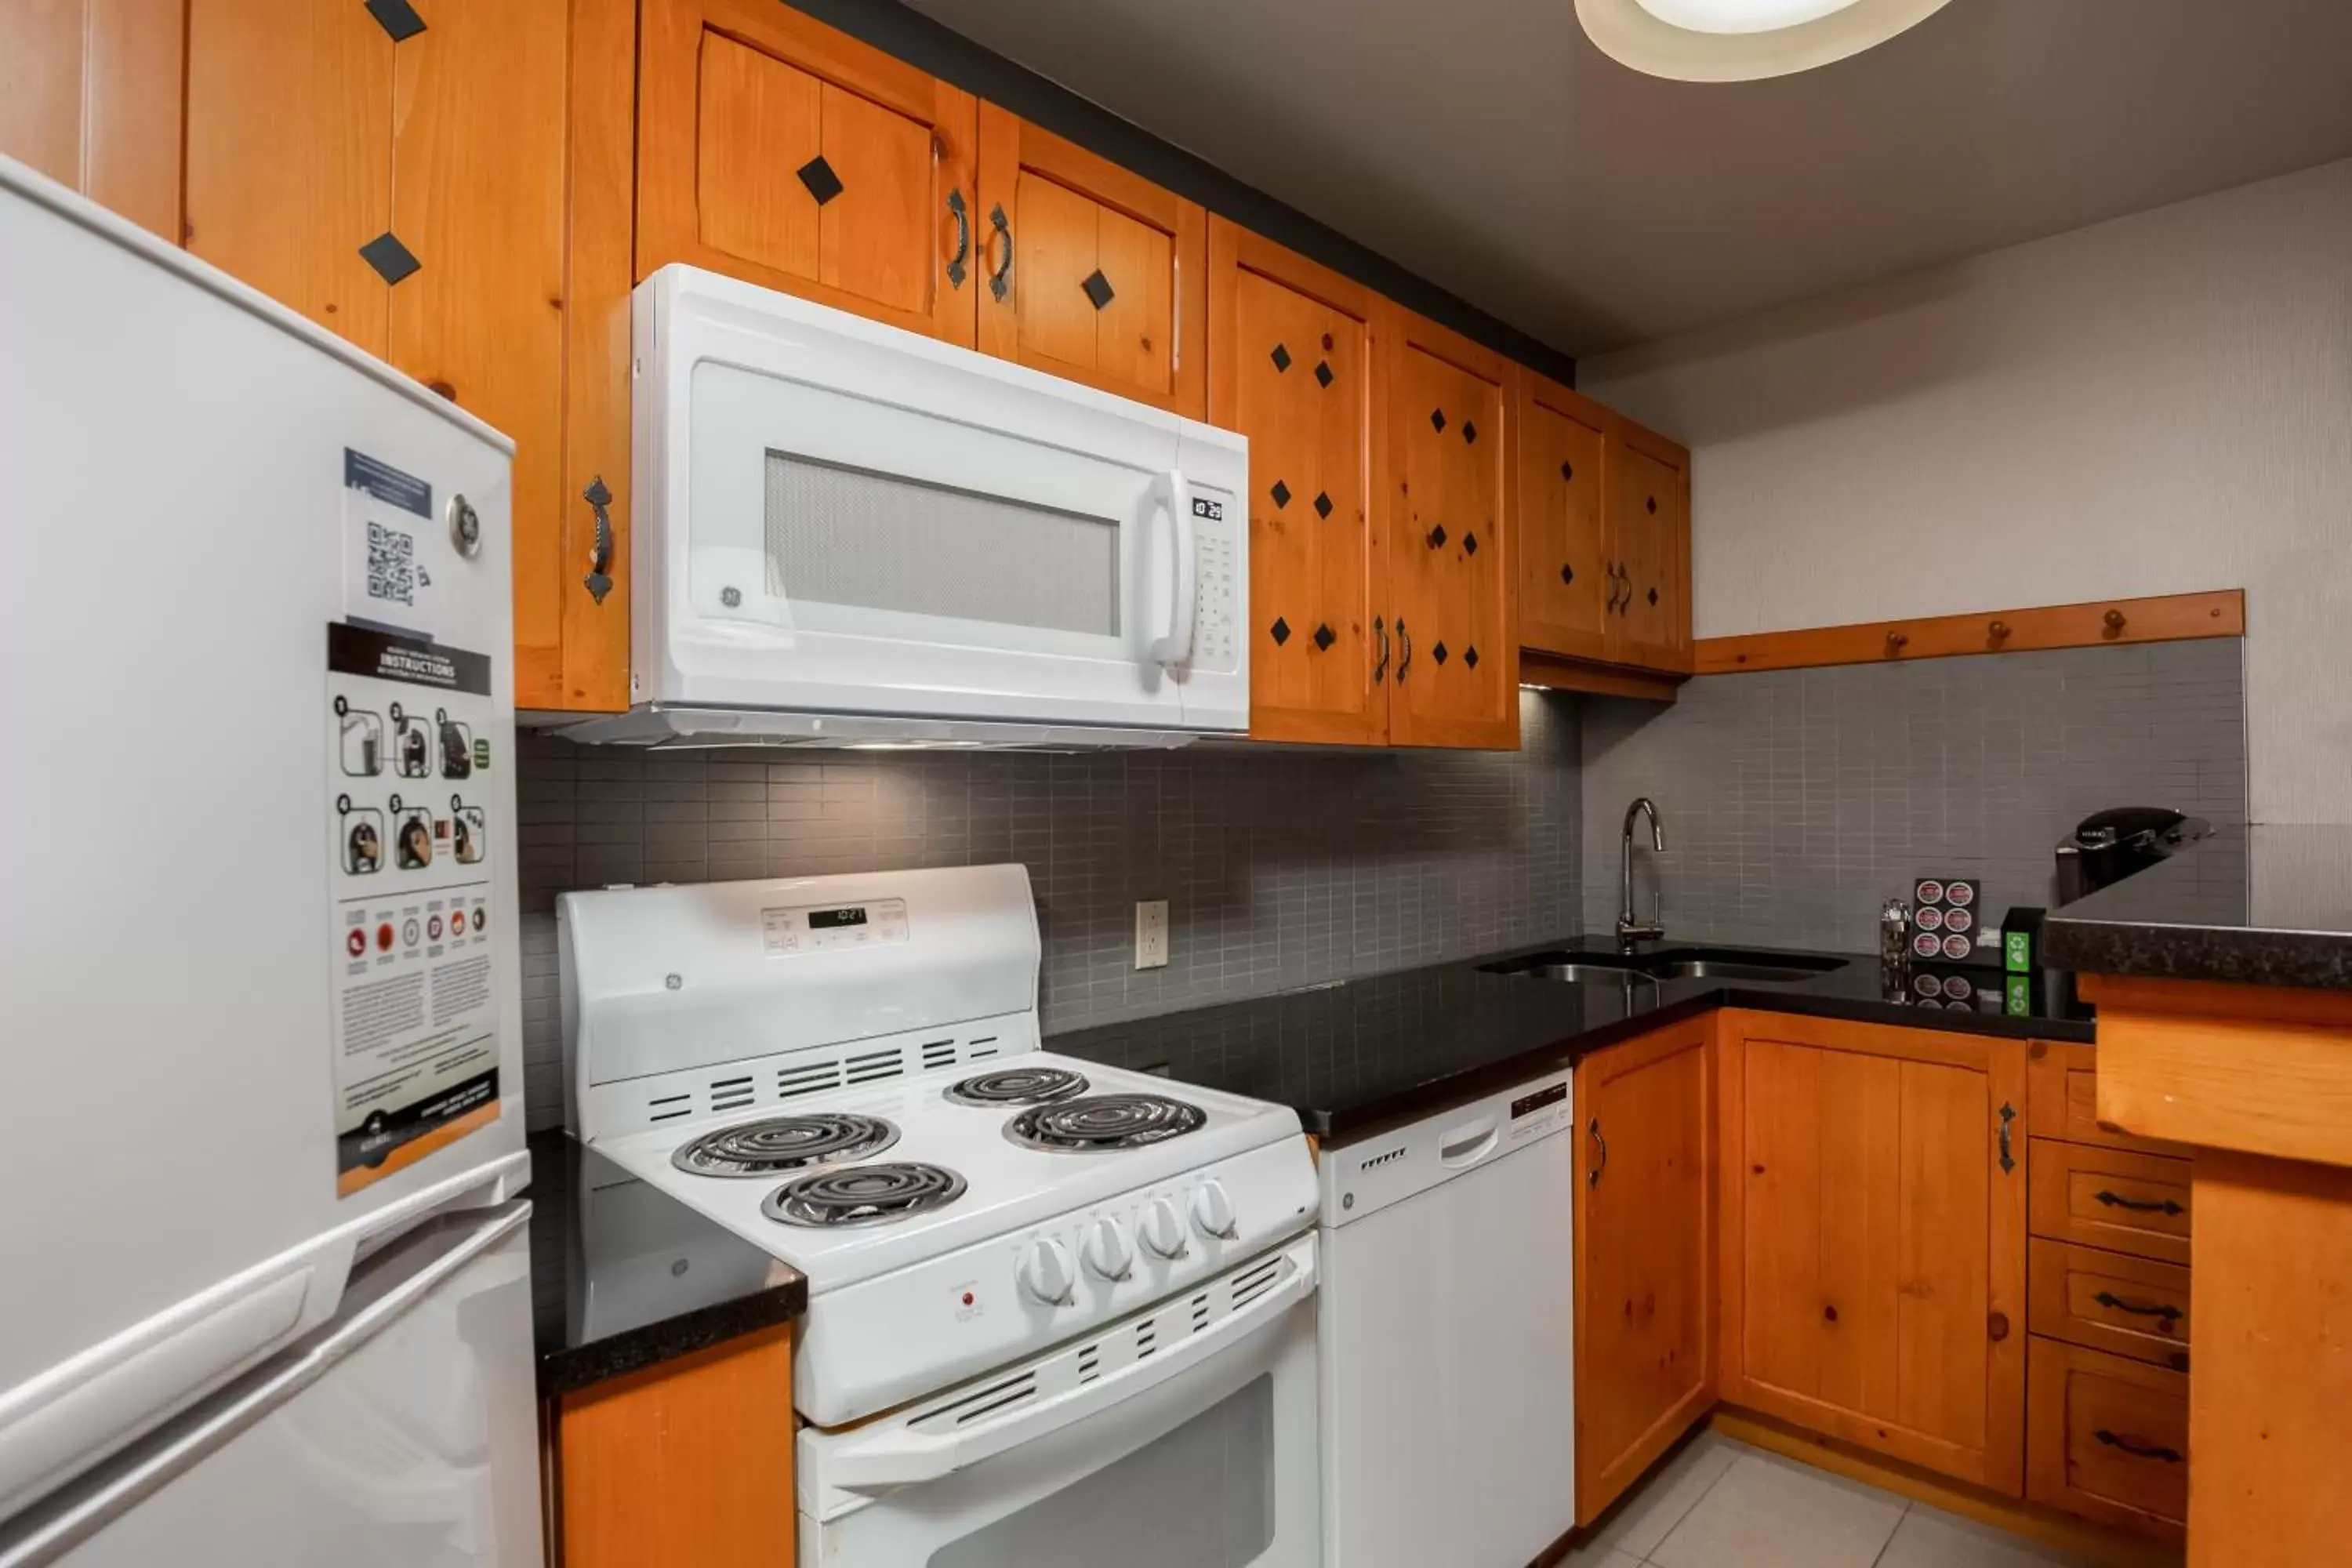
[1617,797,1666,946]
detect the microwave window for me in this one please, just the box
[766,452,1120,637]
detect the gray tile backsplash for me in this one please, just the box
[1579,639,2249,953]
[518,691,1583,1127]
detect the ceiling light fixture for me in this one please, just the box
[1577,0,1952,81]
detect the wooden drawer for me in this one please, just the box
[2028,1138,2191,1265]
[2025,1040,2184,1156]
[2026,1337,2187,1539]
[2027,1238,2190,1372]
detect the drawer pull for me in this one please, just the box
[2093,1290,2183,1322]
[2094,1428,2183,1464]
[2093,1189,2183,1216]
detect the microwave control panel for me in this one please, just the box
[1189,488,1241,673]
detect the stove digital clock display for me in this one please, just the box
[809,907,868,930]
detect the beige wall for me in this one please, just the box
[1581,158,2352,824]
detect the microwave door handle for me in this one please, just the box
[1147,470,1197,667]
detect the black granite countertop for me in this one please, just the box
[1051,935,2092,1145]
[2045,826,2352,991]
[528,1129,805,1398]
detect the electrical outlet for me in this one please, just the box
[1134,899,1170,970]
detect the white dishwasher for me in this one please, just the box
[1318,1069,1579,1568]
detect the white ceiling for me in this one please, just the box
[900,0,2352,355]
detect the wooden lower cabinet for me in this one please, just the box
[1716,1013,2028,1494]
[2025,1338,2187,1541]
[1573,1016,1717,1523]
[552,1323,797,1567]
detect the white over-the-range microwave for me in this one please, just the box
[557,265,1248,750]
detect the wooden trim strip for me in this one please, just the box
[1693,589,2243,677]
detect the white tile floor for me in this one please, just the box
[1559,1432,2098,1568]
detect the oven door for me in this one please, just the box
[641,265,1244,733]
[799,1234,1319,1568]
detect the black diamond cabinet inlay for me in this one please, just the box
[1269,480,1292,510]
[1315,361,1333,388]
[1649,587,1659,606]
[358,231,420,285]
[1312,623,1335,652]
[796,155,844,206]
[1313,492,1333,519]
[1560,459,1574,482]
[1646,495,1658,515]
[1465,646,1479,670]
[1429,408,1446,434]
[1270,343,1291,372]
[1462,420,1478,445]
[1432,641,1450,666]
[1081,270,1116,310]
[1426,525,1446,549]
[1271,618,1291,646]
[1561,564,1574,585]
[1463,532,1478,556]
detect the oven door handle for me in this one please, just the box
[825,1233,1315,1494]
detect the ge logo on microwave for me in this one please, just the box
[1190,497,1225,521]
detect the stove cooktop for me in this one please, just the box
[590,1051,1303,1296]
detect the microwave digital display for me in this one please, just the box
[809,907,868,931]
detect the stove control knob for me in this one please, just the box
[1019,1236,1076,1307]
[1141,1196,1189,1260]
[1190,1181,1240,1243]
[1083,1215,1134,1282]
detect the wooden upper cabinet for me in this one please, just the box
[185,0,394,354]
[1576,1016,1717,1524]
[1207,220,1385,746]
[0,0,185,240]
[1719,1014,2028,1496]
[1379,307,1516,748]
[977,106,1206,418]
[1513,370,1612,665]
[638,0,978,345]
[1608,416,1693,673]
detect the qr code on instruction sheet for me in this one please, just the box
[368,521,416,606]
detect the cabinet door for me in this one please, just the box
[1606,417,1692,674]
[1379,307,1517,749]
[185,0,394,353]
[1720,1013,2027,1494]
[1207,220,1386,746]
[976,105,1206,418]
[0,0,183,239]
[387,0,570,710]
[638,0,978,346]
[1513,369,1611,664]
[1576,1017,1716,1524]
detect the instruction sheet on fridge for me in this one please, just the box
[327,619,500,1196]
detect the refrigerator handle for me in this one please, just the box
[0,1201,532,1568]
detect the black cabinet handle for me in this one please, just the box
[1371,616,1390,683]
[945,189,971,289]
[987,203,1014,303]
[1587,1117,1606,1188]
[583,476,614,604]
[2093,1290,2183,1321]
[2094,1190,2185,1216]
[2094,1429,2183,1464]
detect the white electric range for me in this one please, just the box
[561,864,1322,1566]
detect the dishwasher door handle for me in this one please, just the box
[1439,1116,1499,1167]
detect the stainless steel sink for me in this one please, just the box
[1483,946,1847,985]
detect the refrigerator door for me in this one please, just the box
[0,1203,542,1568]
[0,158,524,1500]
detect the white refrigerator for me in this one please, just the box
[0,159,543,1564]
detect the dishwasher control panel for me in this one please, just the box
[1320,1069,1575,1227]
